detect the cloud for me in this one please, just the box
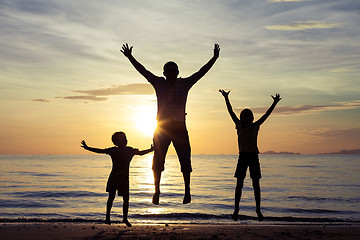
[247,100,360,115]
[59,96,107,102]
[303,127,360,143]
[32,98,51,103]
[265,21,342,31]
[330,68,357,73]
[269,0,310,2]
[59,83,154,102]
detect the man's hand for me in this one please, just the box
[219,89,230,97]
[271,93,281,103]
[214,43,220,59]
[81,140,88,149]
[120,43,133,58]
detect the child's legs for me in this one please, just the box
[248,156,262,211]
[122,194,129,220]
[234,178,244,211]
[234,154,249,211]
[252,179,261,210]
[232,178,244,221]
[106,191,116,220]
[252,179,264,221]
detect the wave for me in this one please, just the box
[6,171,60,177]
[0,213,358,223]
[0,199,61,208]
[10,191,104,198]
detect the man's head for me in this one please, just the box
[112,131,127,147]
[163,61,179,80]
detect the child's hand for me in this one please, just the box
[120,43,133,58]
[272,93,281,103]
[219,89,230,97]
[214,43,220,59]
[81,140,88,149]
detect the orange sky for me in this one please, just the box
[1,1,359,155]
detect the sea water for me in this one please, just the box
[0,154,359,224]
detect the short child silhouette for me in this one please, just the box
[219,90,281,222]
[81,131,153,226]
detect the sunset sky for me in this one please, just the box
[1,0,359,155]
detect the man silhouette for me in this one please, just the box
[121,43,220,205]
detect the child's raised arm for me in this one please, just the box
[256,93,281,126]
[135,144,154,156]
[81,140,107,154]
[219,89,239,124]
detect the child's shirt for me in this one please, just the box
[236,122,260,154]
[105,146,138,178]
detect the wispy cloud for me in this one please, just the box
[59,96,108,102]
[58,84,154,102]
[269,0,310,2]
[265,21,342,31]
[303,127,360,143]
[330,68,357,73]
[247,100,360,115]
[32,98,51,103]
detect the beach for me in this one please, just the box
[1,222,359,240]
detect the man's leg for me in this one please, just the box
[152,171,162,205]
[173,123,192,204]
[106,191,116,224]
[252,179,264,222]
[233,178,244,221]
[182,171,191,204]
[152,123,171,205]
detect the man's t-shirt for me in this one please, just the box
[146,75,199,122]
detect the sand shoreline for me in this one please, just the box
[1,222,359,240]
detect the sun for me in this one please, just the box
[135,106,157,137]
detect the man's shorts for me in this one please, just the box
[152,120,192,173]
[234,152,262,179]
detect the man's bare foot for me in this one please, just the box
[152,191,160,205]
[232,210,239,221]
[183,192,191,204]
[123,219,132,227]
[105,219,111,225]
[256,209,264,222]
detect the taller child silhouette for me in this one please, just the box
[121,43,220,205]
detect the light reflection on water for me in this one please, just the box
[0,154,359,223]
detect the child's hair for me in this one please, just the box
[240,108,254,125]
[112,131,127,147]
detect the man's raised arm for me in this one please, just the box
[120,43,156,81]
[188,43,220,82]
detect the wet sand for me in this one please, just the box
[1,222,359,240]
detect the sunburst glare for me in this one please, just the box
[135,106,157,137]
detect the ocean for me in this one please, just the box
[0,154,359,224]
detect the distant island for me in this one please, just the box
[261,151,300,155]
[321,149,360,154]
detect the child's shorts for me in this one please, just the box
[106,175,129,196]
[234,152,262,179]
